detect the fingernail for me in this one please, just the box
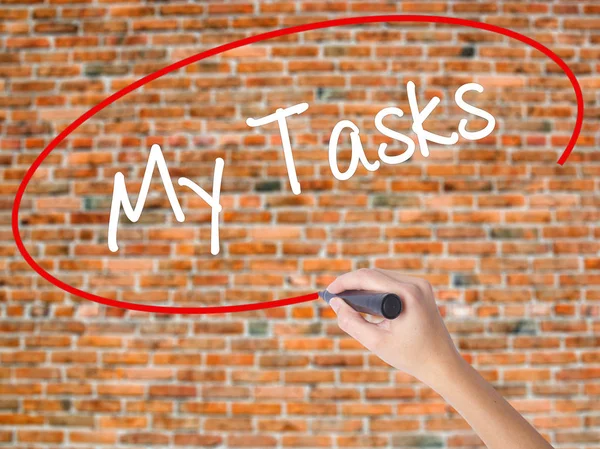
[329,297,341,314]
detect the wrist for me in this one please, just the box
[420,347,471,394]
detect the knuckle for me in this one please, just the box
[416,278,432,294]
[425,281,434,296]
[356,267,374,279]
[404,283,422,300]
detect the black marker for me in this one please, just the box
[319,289,403,319]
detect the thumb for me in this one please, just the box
[330,297,380,350]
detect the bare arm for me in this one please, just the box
[326,268,553,449]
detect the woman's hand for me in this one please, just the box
[327,268,554,449]
[326,268,461,386]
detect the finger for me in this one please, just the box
[330,296,380,349]
[327,268,399,294]
[372,268,431,292]
[366,268,434,303]
[363,314,385,325]
[327,268,421,305]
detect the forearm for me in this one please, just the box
[426,355,553,449]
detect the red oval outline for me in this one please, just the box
[12,15,584,314]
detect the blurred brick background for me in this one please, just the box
[2,0,600,448]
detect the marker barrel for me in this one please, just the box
[320,290,403,319]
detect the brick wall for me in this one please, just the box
[2,1,599,448]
